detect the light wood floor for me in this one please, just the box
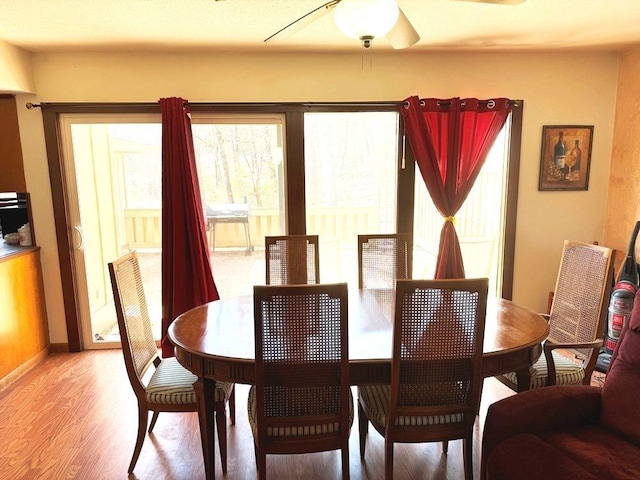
[0,350,518,480]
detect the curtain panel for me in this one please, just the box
[159,97,219,357]
[401,96,512,279]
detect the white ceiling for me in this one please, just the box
[2,0,640,54]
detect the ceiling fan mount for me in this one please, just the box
[360,35,374,49]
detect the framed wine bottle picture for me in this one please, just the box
[538,125,593,191]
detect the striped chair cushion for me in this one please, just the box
[247,386,354,438]
[146,357,232,404]
[502,350,585,389]
[358,384,465,428]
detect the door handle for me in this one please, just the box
[73,226,85,250]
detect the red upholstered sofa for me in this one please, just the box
[481,287,640,480]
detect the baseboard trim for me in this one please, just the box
[49,343,70,353]
[0,347,49,394]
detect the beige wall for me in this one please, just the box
[0,41,35,93]
[14,49,620,344]
[604,47,640,259]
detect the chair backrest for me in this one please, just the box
[358,233,412,314]
[108,251,159,398]
[388,278,488,435]
[357,233,412,289]
[253,283,350,450]
[548,241,614,365]
[265,235,320,285]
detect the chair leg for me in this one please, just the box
[148,411,160,433]
[515,368,533,392]
[463,435,473,480]
[384,439,394,480]
[341,444,350,480]
[253,440,258,469]
[358,401,368,459]
[229,384,236,425]
[128,406,148,474]
[215,403,228,474]
[258,448,267,480]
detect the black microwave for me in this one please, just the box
[0,192,32,240]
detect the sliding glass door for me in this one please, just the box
[413,118,512,296]
[59,115,162,348]
[191,115,286,297]
[57,113,286,346]
[303,111,399,286]
[47,102,521,351]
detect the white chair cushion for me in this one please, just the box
[146,357,232,404]
[358,384,464,428]
[247,386,354,438]
[502,350,585,389]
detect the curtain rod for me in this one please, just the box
[403,99,521,108]
[25,100,405,110]
[26,101,159,109]
[27,99,521,110]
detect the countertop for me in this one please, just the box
[0,243,39,262]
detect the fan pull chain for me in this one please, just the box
[361,41,374,69]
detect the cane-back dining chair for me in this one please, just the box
[249,283,352,480]
[357,233,412,313]
[108,251,235,474]
[265,234,320,285]
[496,240,614,392]
[358,278,489,480]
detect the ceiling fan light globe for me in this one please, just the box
[334,0,400,41]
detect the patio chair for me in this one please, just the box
[358,278,489,480]
[108,251,235,474]
[496,240,614,391]
[249,283,352,479]
[265,234,320,285]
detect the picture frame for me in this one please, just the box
[538,125,593,191]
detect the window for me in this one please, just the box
[45,102,522,351]
[192,115,286,297]
[413,119,512,296]
[304,111,399,285]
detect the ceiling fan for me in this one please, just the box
[263,0,526,49]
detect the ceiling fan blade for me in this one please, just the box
[385,7,420,49]
[264,1,339,43]
[454,0,526,4]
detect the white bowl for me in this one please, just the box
[4,232,20,245]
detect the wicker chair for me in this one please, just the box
[108,251,235,474]
[249,283,352,479]
[357,233,412,313]
[496,240,614,391]
[265,234,320,285]
[358,278,489,480]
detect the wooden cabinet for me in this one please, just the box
[0,94,27,192]
[0,247,49,392]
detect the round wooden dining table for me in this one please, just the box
[168,289,549,480]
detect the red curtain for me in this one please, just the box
[159,97,219,357]
[401,96,512,279]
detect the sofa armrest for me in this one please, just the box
[481,385,601,479]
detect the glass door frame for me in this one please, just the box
[57,112,162,349]
[42,101,522,352]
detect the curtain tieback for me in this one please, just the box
[444,216,456,225]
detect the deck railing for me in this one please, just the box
[124,207,378,249]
